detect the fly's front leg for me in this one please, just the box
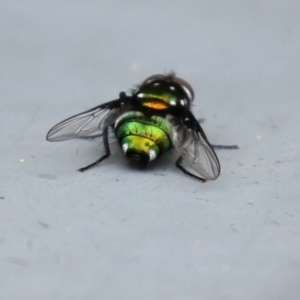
[78,128,110,172]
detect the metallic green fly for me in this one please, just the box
[46,73,237,182]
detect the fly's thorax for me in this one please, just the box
[133,74,194,114]
[114,111,172,167]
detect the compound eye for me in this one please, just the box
[172,77,194,102]
[144,74,167,85]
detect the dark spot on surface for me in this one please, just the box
[7,257,29,267]
[271,220,280,226]
[196,198,213,202]
[38,174,57,180]
[37,220,49,229]
[229,224,239,233]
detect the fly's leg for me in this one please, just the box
[79,134,103,140]
[78,128,110,172]
[175,156,206,183]
[198,118,239,150]
[197,119,239,150]
[211,144,239,150]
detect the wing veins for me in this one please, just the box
[167,113,220,180]
[47,97,133,141]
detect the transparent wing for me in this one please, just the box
[167,112,220,181]
[46,96,133,141]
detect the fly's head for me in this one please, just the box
[133,73,194,113]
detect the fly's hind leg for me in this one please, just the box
[175,156,206,183]
[197,119,239,150]
[78,128,111,172]
[211,144,239,150]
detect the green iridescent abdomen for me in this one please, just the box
[114,111,171,162]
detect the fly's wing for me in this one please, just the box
[46,96,134,141]
[167,112,220,181]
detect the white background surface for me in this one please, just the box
[1,1,300,299]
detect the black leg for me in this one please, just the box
[211,144,239,150]
[175,156,206,182]
[196,118,238,150]
[79,133,103,140]
[78,128,111,172]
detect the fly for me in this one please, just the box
[46,73,238,182]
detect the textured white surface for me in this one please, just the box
[1,1,300,299]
